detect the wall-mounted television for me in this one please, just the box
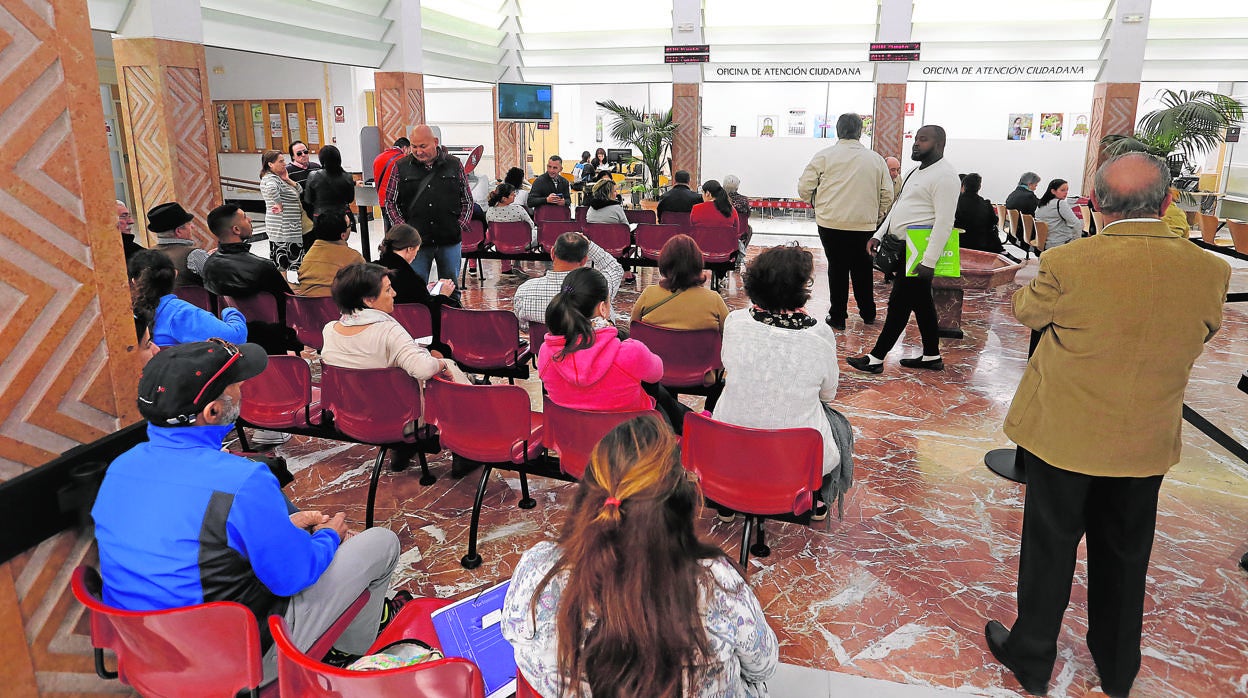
[497,82,552,121]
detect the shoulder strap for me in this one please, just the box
[639,289,683,318]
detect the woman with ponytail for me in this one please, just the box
[376,223,458,306]
[690,179,740,229]
[502,415,778,697]
[127,249,247,347]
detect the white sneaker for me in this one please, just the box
[250,429,291,446]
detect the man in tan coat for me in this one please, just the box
[985,153,1230,697]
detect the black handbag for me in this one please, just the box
[872,234,906,276]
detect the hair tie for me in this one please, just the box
[604,496,621,508]
[561,283,575,293]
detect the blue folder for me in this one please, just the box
[430,579,517,698]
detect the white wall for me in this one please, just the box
[554,84,671,161]
[702,82,876,142]
[425,85,496,180]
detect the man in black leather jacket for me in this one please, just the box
[656,170,703,221]
[203,204,293,321]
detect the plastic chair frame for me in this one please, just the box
[459,219,487,287]
[628,321,726,411]
[439,306,532,383]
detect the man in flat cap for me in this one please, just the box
[147,201,208,287]
[92,339,401,679]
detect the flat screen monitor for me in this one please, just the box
[497,82,552,121]
[607,148,632,165]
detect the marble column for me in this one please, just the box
[672,83,702,182]
[873,83,908,162]
[111,38,221,249]
[1082,82,1140,193]
[374,72,426,149]
[492,86,522,181]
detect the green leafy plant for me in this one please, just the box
[1101,89,1245,173]
[595,100,678,199]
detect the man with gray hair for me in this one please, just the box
[985,153,1229,697]
[797,113,893,330]
[1005,171,1042,216]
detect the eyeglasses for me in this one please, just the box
[294,150,308,156]
[192,338,241,406]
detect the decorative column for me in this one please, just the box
[670,0,703,181]
[494,4,523,181]
[872,0,913,161]
[1082,83,1141,190]
[375,0,426,149]
[1081,0,1150,192]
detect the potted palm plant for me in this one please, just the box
[596,101,678,205]
[1101,89,1245,176]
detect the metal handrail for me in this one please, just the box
[221,175,261,192]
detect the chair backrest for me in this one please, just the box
[583,222,632,257]
[634,223,682,260]
[680,413,822,516]
[71,565,264,697]
[1090,210,1104,234]
[537,220,581,253]
[221,293,282,325]
[173,285,216,314]
[1032,220,1049,251]
[688,224,738,262]
[625,208,657,225]
[1227,219,1248,252]
[321,364,422,444]
[528,320,549,360]
[1198,212,1220,244]
[1019,213,1036,246]
[287,295,339,351]
[240,355,316,429]
[440,306,526,370]
[542,398,659,479]
[1006,209,1021,238]
[269,615,486,698]
[1077,204,1092,233]
[628,321,723,388]
[534,205,571,223]
[995,204,1007,235]
[392,302,434,341]
[736,208,750,240]
[658,210,691,227]
[426,378,539,464]
[487,221,534,254]
[574,206,588,226]
[462,219,486,252]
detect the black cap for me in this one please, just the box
[147,202,195,233]
[137,339,268,426]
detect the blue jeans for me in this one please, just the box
[412,243,462,303]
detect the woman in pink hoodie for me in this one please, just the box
[539,268,688,430]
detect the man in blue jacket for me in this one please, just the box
[93,339,400,679]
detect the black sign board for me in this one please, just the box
[869,52,920,62]
[665,54,710,64]
[870,42,920,52]
[869,41,920,62]
[536,122,550,130]
[665,45,710,54]
[1227,126,1241,143]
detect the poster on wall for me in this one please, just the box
[595,113,604,143]
[813,114,832,138]
[787,109,807,136]
[1007,113,1032,141]
[1066,113,1090,141]
[288,113,301,140]
[1039,113,1063,140]
[269,113,283,139]
[860,114,874,139]
[759,115,778,137]
[307,118,320,145]
[216,104,231,151]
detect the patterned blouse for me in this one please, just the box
[260,172,303,244]
[501,540,779,698]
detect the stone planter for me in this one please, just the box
[931,249,1026,338]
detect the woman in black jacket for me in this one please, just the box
[376,223,459,352]
[301,144,356,252]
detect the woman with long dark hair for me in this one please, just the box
[301,144,357,251]
[691,179,739,228]
[259,149,304,270]
[502,415,778,697]
[1034,178,1080,249]
[128,249,247,347]
[376,224,457,306]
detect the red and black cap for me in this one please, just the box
[137,338,268,426]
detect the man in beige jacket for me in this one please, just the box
[985,153,1230,697]
[797,114,893,330]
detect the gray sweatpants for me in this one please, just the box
[261,526,401,681]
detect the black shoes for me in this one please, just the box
[985,621,1049,696]
[825,315,846,331]
[899,356,945,371]
[1240,550,1248,572]
[861,314,876,325]
[846,355,883,374]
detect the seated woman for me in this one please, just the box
[955,173,1005,254]
[584,178,628,225]
[504,166,531,210]
[296,212,365,297]
[128,249,247,347]
[376,224,458,307]
[631,234,729,332]
[485,182,537,278]
[1034,178,1080,249]
[501,415,779,698]
[690,179,740,229]
[712,244,840,519]
[538,267,687,430]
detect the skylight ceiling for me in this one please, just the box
[1145,0,1248,80]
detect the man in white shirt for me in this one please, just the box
[797,114,894,330]
[847,125,960,374]
[513,232,623,330]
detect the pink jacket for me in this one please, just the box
[538,326,663,411]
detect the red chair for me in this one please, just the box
[634,223,682,262]
[628,321,725,411]
[238,356,322,446]
[174,285,216,314]
[534,205,571,223]
[542,398,659,479]
[736,208,751,242]
[221,293,284,325]
[517,672,543,698]
[680,413,823,568]
[625,208,657,225]
[689,224,739,291]
[459,219,486,285]
[536,220,581,254]
[583,222,633,258]
[321,365,439,526]
[658,210,690,227]
[425,378,558,569]
[487,220,535,256]
[574,205,588,226]
[440,306,531,383]
[392,302,434,343]
[527,320,548,367]
[268,602,486,698]
[287,295,339,352]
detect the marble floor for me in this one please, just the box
[256,220,1248,697]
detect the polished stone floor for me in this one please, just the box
[259,221,1248,697]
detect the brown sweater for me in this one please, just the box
[630,285,729,332]
[296,240,364,297]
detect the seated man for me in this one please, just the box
[147,201,208,288]
[202,203,293,316]
[513,231,623,331]
[656,170,703,220]
[92,340,401,679]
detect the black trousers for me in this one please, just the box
[869,273,940,357]
[642,382,691,435]
[817,227,876,324]
[1005,451,1163,694]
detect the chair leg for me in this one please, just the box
[417,449,435,487]
[234,425,251,452]
[739,516,754,568]
[365,447,388,529]
[518,471,535,509]
[461,465,493,570]
[749,519,771,558]
[93,647,118,680]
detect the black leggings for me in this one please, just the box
[643,382,692,435]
